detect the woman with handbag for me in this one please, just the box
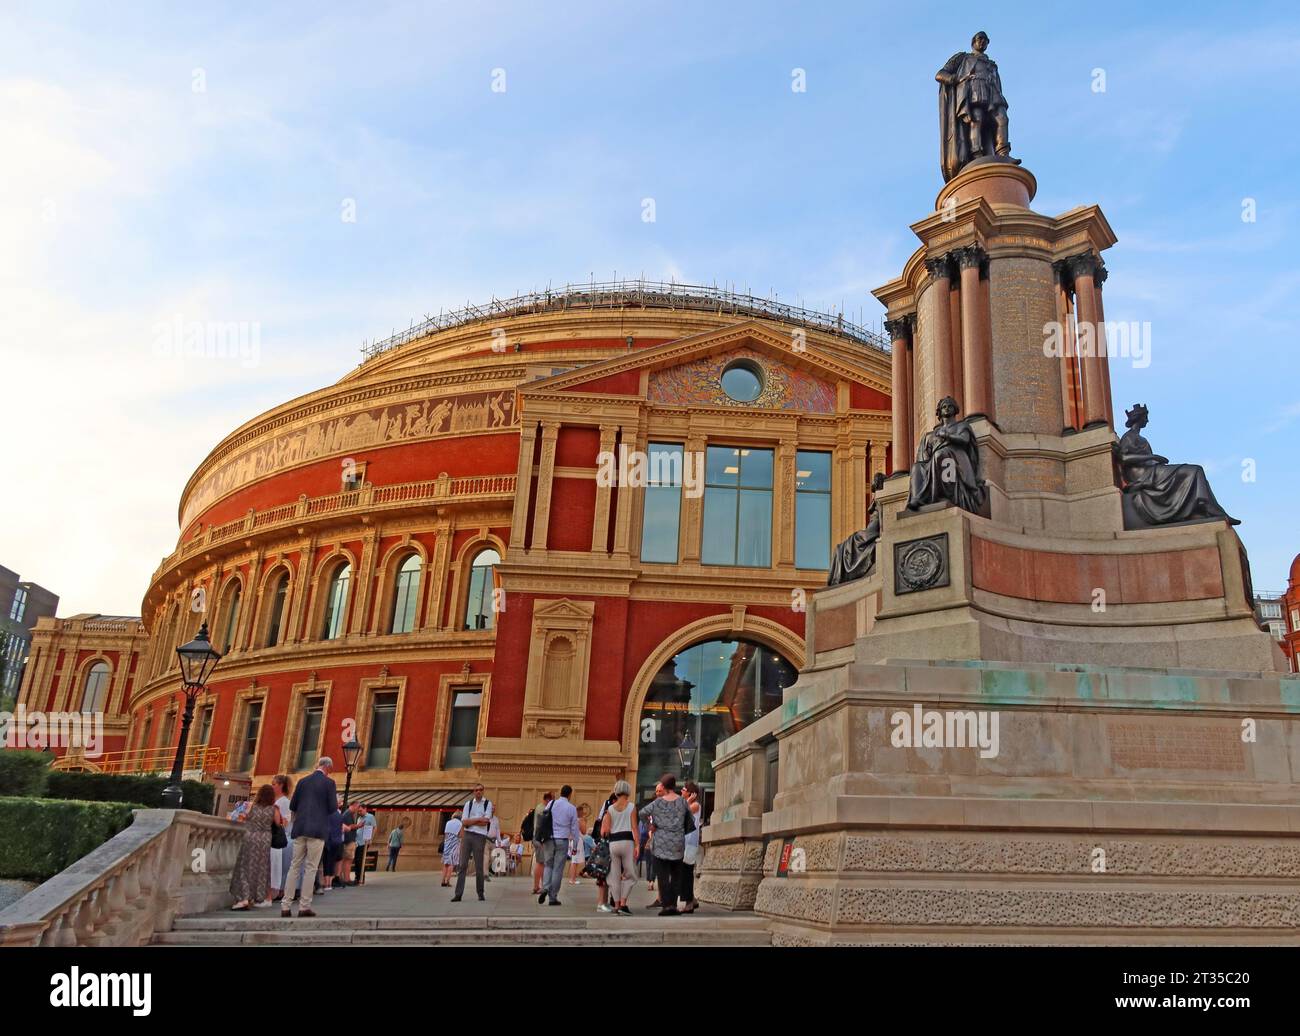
[679,781,703,913]
[269,774,293,903]
[230,784,284,910]
[638,774,694,917]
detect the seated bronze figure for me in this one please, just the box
[906,396,988,515]
[1117,403,1238,528]
[828,474,886,586]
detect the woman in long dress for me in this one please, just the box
[230,784,283,910]
[1117,404,1238,527]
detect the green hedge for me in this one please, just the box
[0,750,52,797]
[46,771,214,814]
[0,797,137,882]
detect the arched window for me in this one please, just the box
[635,637,798,805]
[320,562,351,640]
[220,581,242,654]
[79,661,111,713]
[265,571,290,648]
[390,554,421,634]
[464,548,500,630]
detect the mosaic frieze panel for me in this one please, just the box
[182,389,517,526]
[648,347,835,411]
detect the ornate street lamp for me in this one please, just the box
[676,729,697,774]
[162,622,222,809]
[341,736,363,808]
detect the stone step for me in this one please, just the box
[171,914,764,933]
[152,926,771,947]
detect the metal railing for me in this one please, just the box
[54,744,227,776]
[359,279,890,363]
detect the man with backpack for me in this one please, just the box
[451,783,494,902]
[526,791,553,895]
[539,785,578,906]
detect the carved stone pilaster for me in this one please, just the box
[590,423,618,553]
[529,421,560,551]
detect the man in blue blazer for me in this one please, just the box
[283,756,338,918]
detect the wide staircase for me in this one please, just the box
[154,914,772,946]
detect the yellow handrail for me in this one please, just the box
[53,744,228,776]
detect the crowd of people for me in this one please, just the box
[510,773,703,916]
[224,758,705,918]
[227,757,405,916]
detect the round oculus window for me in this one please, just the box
[720,359,764,403]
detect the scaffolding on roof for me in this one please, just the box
[358,278,889,364]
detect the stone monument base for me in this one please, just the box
[699,658,1300,944]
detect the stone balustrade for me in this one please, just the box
[152,472,516,587]
[0,810,242,947]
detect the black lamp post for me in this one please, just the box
[162,622,222,809]
[341,737,363,809]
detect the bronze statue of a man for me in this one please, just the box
[936,31,1015,181]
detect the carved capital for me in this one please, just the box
[924,255,954,282]
[883,314,915,342]
[1065,251,1102,282]
[954,244,987,271]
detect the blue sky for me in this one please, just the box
[1,0,1297,614]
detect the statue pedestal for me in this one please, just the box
[697,148,1295,942]
[936,158,1036,210]
[700,658,1300,944]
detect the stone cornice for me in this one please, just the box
[129,634,498,710]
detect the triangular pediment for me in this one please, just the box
[532,597,596,620]
[520,319,891,406]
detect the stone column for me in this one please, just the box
[1051,260,1081,431]
[613,423,644,558]
[924,255,956,408]
[529,421,560,550]
[957,244,992,420]
[680,430,707,564]
[948,268,964,407]
[777,437,798,565]
[1094,261,1114,428]
[508,421,539,550]
[884,316,914,473]
[590,423,618,553]
[1069,253,1108,429]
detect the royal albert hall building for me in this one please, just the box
[23,284,895,866]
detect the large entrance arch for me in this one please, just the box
[625,617,803,807]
